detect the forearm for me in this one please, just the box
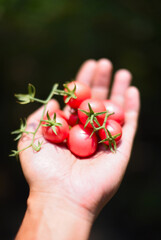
[15,191,93,240]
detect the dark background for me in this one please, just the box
[1,0,161,239]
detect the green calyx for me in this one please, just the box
[32,140,43,152]
[11,118,27,141]
[41,112,62,135]
[79,107,119,152]
[14,83,61,105]
[99,129,121,153]
[15,84,36,104]
[63,83,77,103]
[47,82,77,104]
[79,103,107,129]
[9,150,19,158]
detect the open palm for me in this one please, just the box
[18,58,140,217]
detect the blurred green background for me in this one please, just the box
[1,0,161,239]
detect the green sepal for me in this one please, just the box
[13,133,22,141]
[84,118,91,128]
[98,138,109,144]
[9,150,18,157]
[88,103,94,114]
[52,125,57,135]
[94,111,107,116]
[112,140,117,152]
[109,141,115,153]
[53,112,56,121]
[93,116,100,127]
[63,83,70,92]
[28,83,36,98]
[106,129,112,138]
[64,95,72,104]
[47,111,51,120]
[113,133,121,139]
[78,109,90,116]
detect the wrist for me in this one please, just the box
[16,190,94,240]
[28,190,94,222]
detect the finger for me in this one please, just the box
[76,59,97,86]
[110,69,132,107]
[91,58,113,100]
[89,87,140,204]
[119,86,140,156]
[27,99,60,125]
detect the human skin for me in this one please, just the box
[15,58,140,240]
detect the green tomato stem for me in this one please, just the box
[29,97,46,104]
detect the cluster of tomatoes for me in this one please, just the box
[42,81,124,157]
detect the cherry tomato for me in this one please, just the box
[78,98,106,128]
[103,100,125,126]
[67,109,79,126]
[64,81,91,108]
[67,124,98,157]
[99,119,122,146]
[42,114,69,143]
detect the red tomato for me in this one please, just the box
[67,109,79,126]
[103,100,125,126]
[67,124,98,157]
[42,114,69,143]
[78,98,106,128]
[64,81,91,108]
[99,119,122,146]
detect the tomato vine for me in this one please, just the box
[10,81,122,158]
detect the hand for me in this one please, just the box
[17,58,140,239]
